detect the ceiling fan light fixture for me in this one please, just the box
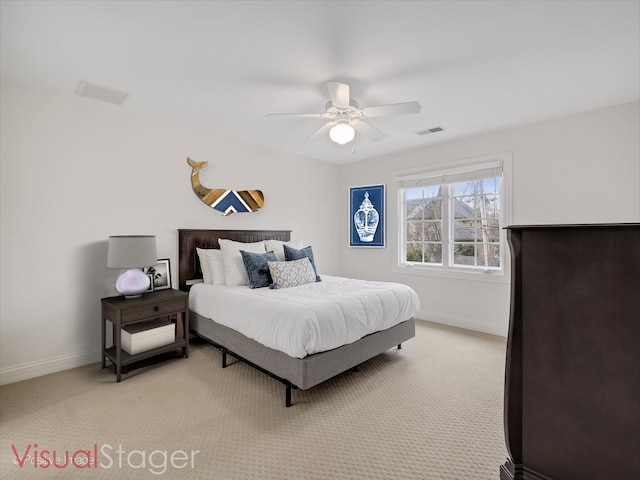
[329,122,355,145]
[267,81,420,144]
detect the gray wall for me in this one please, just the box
[1,81,638,384]
[0,83,341,383]
[338,101,640,335]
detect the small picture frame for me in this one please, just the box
[144,259,172,291]
[349,184,385,247]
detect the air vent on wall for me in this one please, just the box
[76,80,130,105]
[415,126,444,136]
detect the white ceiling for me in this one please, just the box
[1,0,639,164]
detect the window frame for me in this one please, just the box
[394,152,512,283]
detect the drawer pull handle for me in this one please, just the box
[154,306,160,312]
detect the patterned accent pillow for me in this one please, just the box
[283,244,321,282]
[240,250,278,288]
[268,258,317,289]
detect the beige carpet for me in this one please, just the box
[1,320,507,480]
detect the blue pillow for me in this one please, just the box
[240,250,278,288]
[283,244,321,282]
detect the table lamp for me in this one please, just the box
[107,235,157,297]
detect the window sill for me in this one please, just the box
[393,263,510,284]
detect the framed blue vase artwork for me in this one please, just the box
[349,184,385,247]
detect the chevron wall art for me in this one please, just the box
[187,157,264,216]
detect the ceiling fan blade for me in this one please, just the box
[352,119,387,142]
[327,81,350,109]
[305,122,334,142]
[266,112,325,119]
[361,101,422,118]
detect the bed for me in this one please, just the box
[178,229,418,407]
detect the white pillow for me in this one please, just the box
[206,250,225,285]
[268,258,316,289]
[264,239,304,261]
[195,248,215,284]
[219,239,266,286]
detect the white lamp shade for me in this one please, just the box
[329,123,355,145]
[107,235,157,268]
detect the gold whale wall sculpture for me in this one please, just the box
[187,157,264,216]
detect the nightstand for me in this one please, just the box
[101,289,189,381]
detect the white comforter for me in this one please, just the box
[189,275,420,358]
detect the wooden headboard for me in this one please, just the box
[178,229,291,291]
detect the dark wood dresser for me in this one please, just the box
[501,224,640,480]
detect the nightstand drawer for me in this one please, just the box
[121,298,186,322]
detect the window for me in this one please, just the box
[397,154,509,277]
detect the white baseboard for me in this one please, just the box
[416,310,508,337]
[0,314,505,386]
[0,350,102,386]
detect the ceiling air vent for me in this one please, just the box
[76,80,130,106]
[415,126,444,136]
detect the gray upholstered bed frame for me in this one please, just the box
[178,229,415,407]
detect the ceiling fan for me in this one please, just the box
[266,81,421,145]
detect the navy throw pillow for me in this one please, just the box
[240,250,278,288]
[283,244,321,282]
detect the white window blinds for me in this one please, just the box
[396,161,503,189]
